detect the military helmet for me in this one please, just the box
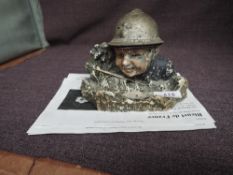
[109,9,164,47]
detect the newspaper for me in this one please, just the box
[27,74,216,135]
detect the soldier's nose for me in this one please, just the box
[122,55,131,66]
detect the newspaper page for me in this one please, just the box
[27,74,216,135]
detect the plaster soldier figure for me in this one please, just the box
[81,9,188,111]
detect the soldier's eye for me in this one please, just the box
[117,53,124,57]
[131,53,140,57]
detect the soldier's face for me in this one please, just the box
[115,47,153,77]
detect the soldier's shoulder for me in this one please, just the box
[143,55,175,81]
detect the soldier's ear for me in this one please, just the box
[149,47,157,52]
[150,48,158,54]
[153,47,159,55]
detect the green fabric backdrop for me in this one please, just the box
[0,0,48,64]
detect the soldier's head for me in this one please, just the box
[109,9,163,77]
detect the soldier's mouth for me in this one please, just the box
[122,66,135,73]
[123,68,135,73]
